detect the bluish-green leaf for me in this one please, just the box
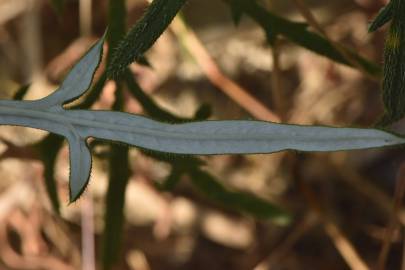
[71,72,107,110]
[1,101,405,202]
[67,133,92,202]
[0,33,403,204]
[0,35,105,202]
[29,35,105,110]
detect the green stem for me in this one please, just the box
[107,0,126,62]
[103,1,130,270]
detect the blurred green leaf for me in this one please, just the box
[230,0,244,25]
[190,168,290,223]
[157,168,183,191]
[137,55,153,68]
[34,134,64,214]
[13,84,30,101]
[194,103,213,121]
[108,0,187,78]
[124,70,194,123]
[369,1,393,32]
[50,0,65,14]
[103,143,130,270]
[142,149,205,169]
[225,0,381,77]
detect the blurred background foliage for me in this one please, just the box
[0,0,403,270]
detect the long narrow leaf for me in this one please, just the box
[103,144,130,270]
[103,2,131,268]
[35,134,64,214]
[225,0,381,77]
[57,111,405,154]
[124,70,190,123]
[13,84,30,101]
[380,0,405,124]
[107,0,126,53]
[190,169,289,222]
[0,35,403,202]
[369,1,393,32]
[1,105,405,201]
[50,0,65,14]
[108,0,187,78]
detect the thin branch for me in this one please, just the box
[81,194,96,270]
[402,229,405,270]
[265,1,286,117]
[296,162,370,270]
[253,213,317,270]
[270,38,286,117]
[20,0,43,82]
[377,163,405,270]
[78,3,96,270]
[79,0,92,37]
[0,0,29,25]
[170,16,281,122]
[328,156,405,226]
[290,0,377,80]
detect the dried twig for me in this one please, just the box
[328,156,405,225]
[20,0,43,82]
[78,3,97,269]
[264,1,286,117]
[323,220,369,270]
[253,213,317,270]
[377,163,405,270]
[0,0,29,25]
[270,38,286,117]
[295,158,370,270]
[170,16,281,122]
[79,0,92,37]
[290,0,378,80]
[81,194,96,270]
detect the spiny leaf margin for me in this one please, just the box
[108,0,187,78]
[379,0,405,125]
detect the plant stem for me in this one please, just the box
[102,1,130,270]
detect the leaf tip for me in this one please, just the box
[69,176,91,204]
[368,2,393,33]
